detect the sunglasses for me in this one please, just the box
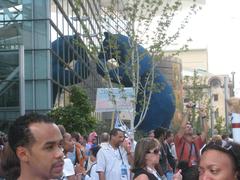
[202,141,233,153]
[147,148,161,155]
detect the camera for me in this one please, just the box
[186,102,196,108]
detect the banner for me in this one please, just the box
[95,88,134,112]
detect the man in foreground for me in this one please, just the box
[8,113,64,180]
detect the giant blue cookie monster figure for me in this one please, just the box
[97,32,175,131]
[52,35,90,103]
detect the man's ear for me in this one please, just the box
[16,146,29,162]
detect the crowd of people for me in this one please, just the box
[0,112,240,180]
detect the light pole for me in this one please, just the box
[19,45,25,116]
[224,76,229,130]
[231,71,235,97]
[209,87,214,136]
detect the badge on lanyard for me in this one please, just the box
[121,163,128,177]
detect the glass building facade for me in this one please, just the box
[0,0,104,126]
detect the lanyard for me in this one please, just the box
[118,148,124,165]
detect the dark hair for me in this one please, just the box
[71,132,80,142]
[8,113,54,153]
[222,134,228,140]
[109,128,124,137]
[90,145,101,157]
[132,138,160,171]
[201,141,240,179]
[177,161,199,180]
[154,127,167,139]
[148,130,154,135]
[0,144,20,180]
[166,130,173,139]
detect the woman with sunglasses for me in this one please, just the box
[199,141,240,180]
[132,138,163,180]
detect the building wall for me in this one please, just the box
[165,49,208,72]
[0,0,104,123]
[156,57,183,112]
[0,0,52,121]
[183,74,233,129]
[208,75,232,120]
[164,47,232,131]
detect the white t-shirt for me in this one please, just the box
[85,163,99,180]
[170,143,178,160]
[96,144,130,180]
[100,142,109,148]
[62,158,75,180]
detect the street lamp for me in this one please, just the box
[231,71,235,97]
[209,85,214,136]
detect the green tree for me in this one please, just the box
[49,86,96,134]
[75,0,200,136]
[215,115,227,135]
[183,70,210,130]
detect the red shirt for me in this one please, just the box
[175,135,204,166]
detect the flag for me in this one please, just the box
[114,111,128,132]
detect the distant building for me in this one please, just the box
[165,49,208,72]
[165,47,233,132]
[208,75,233,120]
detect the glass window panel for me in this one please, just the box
[35,50,48,79]
[22,21,33,49]
[22,0,33,19]
[25,81,33,109]
[0,50,19,107]
[0,81,19,107]
[34,20,49,49]
[25,51,33,80]
[35,80,49,109]
[33,0,49,19]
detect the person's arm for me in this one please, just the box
[98,171,105,180]
[96,149,106,180]
[199,110,209,142]
[176,113,189,138]
[200,117,209,142]
[126,151,134,166]
[80,145,87,160]
[122,139,134,165]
